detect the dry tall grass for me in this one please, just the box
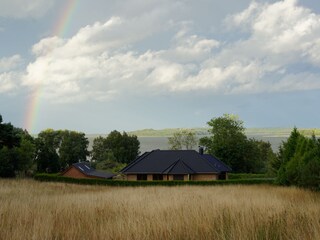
[0,179,319,240]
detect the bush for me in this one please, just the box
[34,174,275,186]
[228,173,269,180]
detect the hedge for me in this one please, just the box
[228,173,270,180]
[34,173,275,186]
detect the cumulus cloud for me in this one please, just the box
[0,0,54,18]
[0,55,23,93]
[22,0,320,103]
[0,55,22,72]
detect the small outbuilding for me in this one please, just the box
[120,149,231,181]
[61,162,114,179]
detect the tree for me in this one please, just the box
[200,114,248,172]
[35,129,89,172]
[15,135,36,174]
[91,136,108,162]
[168,130,197,150]
[0,117,20,149]
[0,114,35,177]
[276,128,320,189]
[200,114,275,173]
[0,147,16,177]
[91,130,140,165]
[35,131,60,173]
[59,131,89,168]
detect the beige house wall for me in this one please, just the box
[191,174,218,181]
[126,174,137,181]
[125,173,220,181]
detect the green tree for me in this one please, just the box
[59,131,89,168]
[168,130,197,150]
[35,129,89,172]
[276,129,320,189]
[91,130,140,165]
[0,114,35,177]
[35,129,60,172]
[200,114,275,173]
[15,135,36,175]
[91,136,108,162]
[0,147,16,177]
[200,114,248,172]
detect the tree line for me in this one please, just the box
[1,113,320,189]
[0,114,140,177]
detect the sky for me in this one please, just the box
[1,0,320,134]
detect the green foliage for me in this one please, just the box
[228,173,269,179]
[276,128,320,189]
[15,136,36,172]
[0,114,35,177]
[91,130,140,164]
[0,147,16,177]
[168,130,198,150]
[59,131,89,168]
[35,129,89,173]
[200,114,275,173]
[34,173,275,186]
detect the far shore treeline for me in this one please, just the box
[0,113,319,190]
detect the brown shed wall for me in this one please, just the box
[62,167,89,179]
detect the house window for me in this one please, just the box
[137,174,147,180]
[173,175,184,181]
[153,174,163,181]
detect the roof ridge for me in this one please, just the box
[120,151,152,173]
[162,159,180,174]
[180,160,196,173]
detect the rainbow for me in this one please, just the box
[52,0,78,37]
[24,0,79,134]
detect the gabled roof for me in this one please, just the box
[71,162,115,179]
[121,150,231,174]
[162,159,196,174]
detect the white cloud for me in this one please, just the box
[21,0,320,103]
[0,0,54,18]
[0,55,22,72]
[0,55,23,93]
[0,72,21,93]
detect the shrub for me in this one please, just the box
[34,174,275,186]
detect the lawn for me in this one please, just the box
[0,179,319,240]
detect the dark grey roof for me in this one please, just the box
[202,154,232,172]
[121,150,231,174]
[73,162,114,179]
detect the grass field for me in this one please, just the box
[1,180,319,240]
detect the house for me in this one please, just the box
[120,149,231,181]
[61,162,114,179]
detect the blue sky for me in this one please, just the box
[1,0,320,133]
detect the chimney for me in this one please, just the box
[199,146,204,155]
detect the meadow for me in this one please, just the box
[1,179,319,240]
